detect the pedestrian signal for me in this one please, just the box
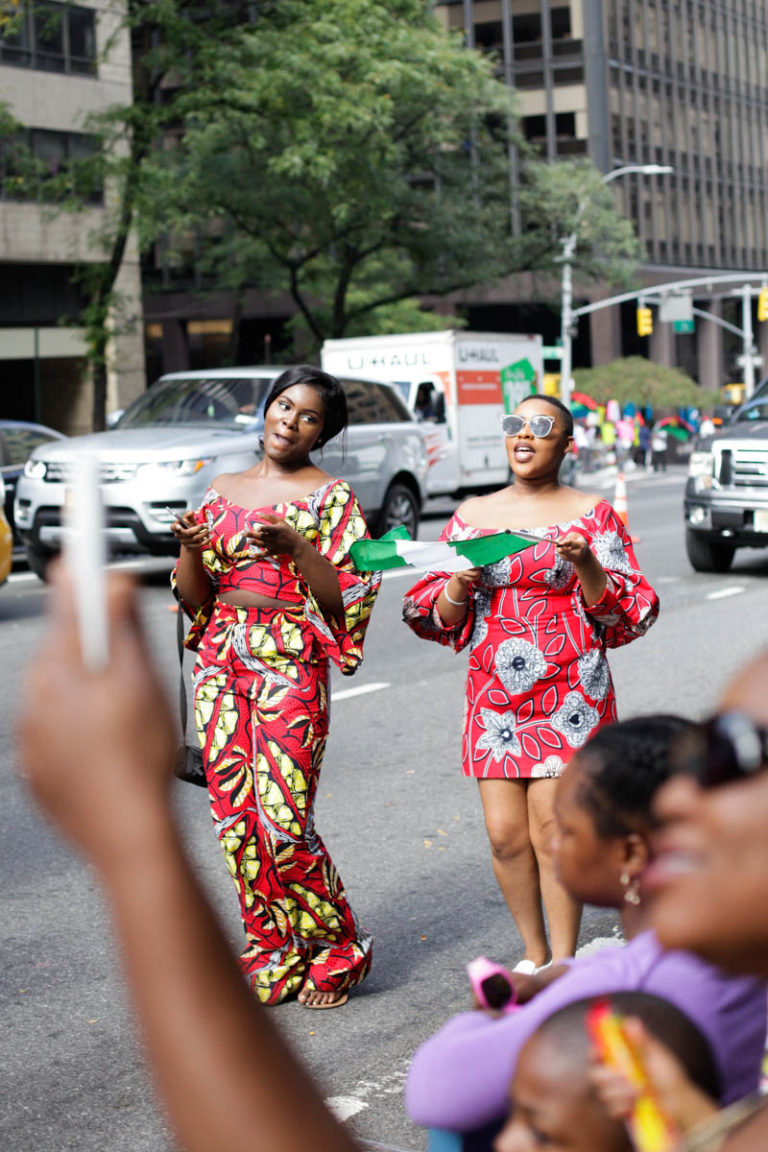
[757,288,768,323]
[637,307,653,337]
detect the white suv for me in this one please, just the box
[15,367,428,579]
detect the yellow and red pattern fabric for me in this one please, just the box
[173,479,381,1003]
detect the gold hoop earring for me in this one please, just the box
[620,870,641,906]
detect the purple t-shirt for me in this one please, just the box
[406,931,767,1132]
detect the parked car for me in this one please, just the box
[729,381,768,423]
[684,400,768,572]
[14,368,429,579]
[0,419,66,551]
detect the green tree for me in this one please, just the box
[148,0,642,353]
[516,160,643,288]
[574,358,710,409]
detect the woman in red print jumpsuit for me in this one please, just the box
[403,394,658,974]
[172,366,381,1008]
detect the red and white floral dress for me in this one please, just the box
[403,499,659,779]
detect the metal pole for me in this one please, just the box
[500,0,520,235]
[560,236,575,409]
[33,327,41,423]
[741,287,755,399]
[558,165,673,409]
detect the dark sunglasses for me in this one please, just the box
[500,413,555,438]
[672,711,768,788]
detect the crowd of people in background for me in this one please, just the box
[570,401,716,476]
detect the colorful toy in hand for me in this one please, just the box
[586,999,679,1152]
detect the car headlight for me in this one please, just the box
[140,458,213,477]
[688,451,713,478]
[24,458,47,479]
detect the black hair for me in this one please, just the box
[263,365,348,449]
[533,992,721,1101]
[574,714,697,838]
[518,392,575,437]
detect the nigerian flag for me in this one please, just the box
[350,525,541,574]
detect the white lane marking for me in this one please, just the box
[359,1142,420,1152]
[327,1059,412,1128]
[8,556,173,585]
[576,935,624,957]
[331,682,390,702]
[382,568,419,581]
[706,585,746,601]
[326,1097,369,1122]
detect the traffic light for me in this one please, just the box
[636,306,653,337]
[757,287,768,322]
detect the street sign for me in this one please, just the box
[541,345,563,360]
[736,353,764,368]
[661,292,694,323]
[673,319,695,334]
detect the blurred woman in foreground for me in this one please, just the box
[405,715,766,1139]
[593,656,768,1151]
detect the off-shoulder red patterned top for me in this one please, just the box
[173,478,381,675]
[403,499,659,779]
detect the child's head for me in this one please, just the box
[494,992,718,1152]
[552,715,695,909]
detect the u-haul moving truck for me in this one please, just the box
[321,330,543,497]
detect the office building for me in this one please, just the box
[434,0,768,391]
[0,0,144,432]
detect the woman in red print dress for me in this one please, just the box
[403,394,658,973]
[172,366,381,1009]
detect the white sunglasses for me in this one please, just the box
[500,413,556,438]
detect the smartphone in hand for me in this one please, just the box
[63,453,109,671]
[467,957,518,1011]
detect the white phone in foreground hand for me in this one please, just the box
[63,453,109,671]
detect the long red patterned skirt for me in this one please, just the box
[193,600,372,1004]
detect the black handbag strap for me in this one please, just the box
[176,604,188,737]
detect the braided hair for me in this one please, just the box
[574,715,696,839]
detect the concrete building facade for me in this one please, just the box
[0,0,144,433]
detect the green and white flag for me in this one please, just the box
[351,525,541,573]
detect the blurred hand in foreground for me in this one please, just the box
[19,564,176,867]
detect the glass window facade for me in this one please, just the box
[435,0,768,272]
[0,1,97,75]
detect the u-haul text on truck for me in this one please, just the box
[321,330,543,497]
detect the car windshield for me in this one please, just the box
[735,402,768,423]
[116,376,274,430]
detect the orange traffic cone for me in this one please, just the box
[613,472,639,544]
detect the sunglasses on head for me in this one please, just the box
[500,413,555,438]
[672,711,768,788]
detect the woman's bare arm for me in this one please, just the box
[172,511,213,610]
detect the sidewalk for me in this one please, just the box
[580,460,687,490]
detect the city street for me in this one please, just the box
[2,467,768,1152]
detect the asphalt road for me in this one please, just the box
[2,466,768,1152]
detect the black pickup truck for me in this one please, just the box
[684,399,768,571]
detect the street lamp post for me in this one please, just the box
[559,164,674,410]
